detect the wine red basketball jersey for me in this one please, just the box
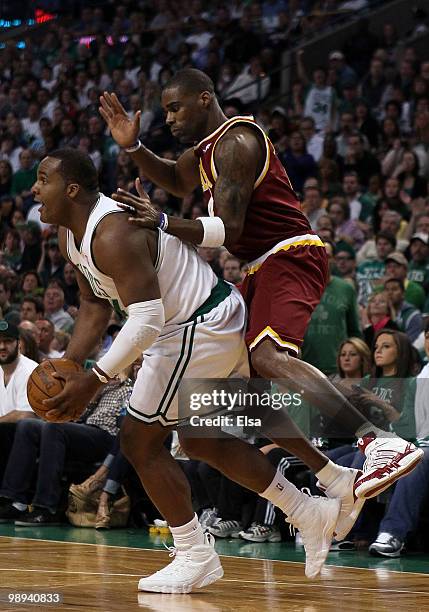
[194,115,314,260]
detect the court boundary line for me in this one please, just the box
[1,534,428,578]
[0,565,429,596]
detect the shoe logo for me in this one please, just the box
[275,483,284,491]
[202,143,211,153]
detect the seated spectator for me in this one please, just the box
[300,116,324,162]
[343,132,381,188]
[342,171,365,221]
[18,328,40,363]
[356,230,396,304]
[384,278,423,343]
[20,296,44,323]
[222,256,242,285]
[35,319,62,360]
[332,242,357,288]
[0,373,132,525]
[1,229,21,271]
[302,186,325,230]
[318,158,342,199]
[0,160,13,198]
[38,238,65,287]
[368,324,429,558]
[0,279,19,323]
[0,321,37,481]
[10,149,37,203]
[384,251,426,311]
[21,270,43,298]
[407,232,429,295]
[43,282,74,333]
[302,242,362,375]
[327,197,365,249]
[361,291,399,348]
[16,222,42,274]
[63,262,80,307]
[280,130,317,194]
[395,150,428,201]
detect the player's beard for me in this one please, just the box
[0,343,19,365]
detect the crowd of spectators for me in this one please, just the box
[0,0,429,559]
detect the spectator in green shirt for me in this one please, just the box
[384,251,426,311]
[356,230,396,305]
[407,233,429,301]
[10,149,37,201]
[302,242,362,375]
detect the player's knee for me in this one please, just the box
[120,417,164,466]
[251,339,291,378]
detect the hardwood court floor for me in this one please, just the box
[1,533,429,612]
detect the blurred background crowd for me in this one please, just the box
[0,0,429,558]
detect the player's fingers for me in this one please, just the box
[99,107,111,124]
[111,92,128,115]
[135,177,150,200]
[113,192,150,209]
[99,94,114,116]
[133,110,141,129]
[116,202,137,215]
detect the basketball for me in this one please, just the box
[27,358,82,419]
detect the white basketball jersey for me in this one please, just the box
[65,193,218,327]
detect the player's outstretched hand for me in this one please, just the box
[112,178,160,229]
[99,91,141,149]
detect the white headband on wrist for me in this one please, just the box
[197,216,225,247]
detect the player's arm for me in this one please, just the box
[45,218,163,421]
[90,215,163,381]
[99,92,199,197]
[58,227,112,365]
[113,130,261,250]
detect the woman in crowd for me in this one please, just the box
[361,291,399,348]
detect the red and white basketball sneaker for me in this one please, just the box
[354,435,424,499]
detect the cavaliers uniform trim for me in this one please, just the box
[208,116,273,190]
[249,326,299,353]
[246,234,325,276]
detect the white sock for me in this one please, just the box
[316,460,349,489]
[355,423,397,440]
[260,471,304,518]
[170,513,205,550]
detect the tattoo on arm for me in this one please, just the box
[213,131,261,245]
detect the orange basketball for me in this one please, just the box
[27,358,82,419]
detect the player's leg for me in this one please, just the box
[246,246,423,503]
[120,415,224,593]
[179,428,340,579]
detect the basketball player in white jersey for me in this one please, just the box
[31,148,342,592]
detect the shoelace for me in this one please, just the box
[363,444,406,474]
[286,488,323,543]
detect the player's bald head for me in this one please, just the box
[163,69,215,97]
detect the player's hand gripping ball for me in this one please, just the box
[27,359,82,420]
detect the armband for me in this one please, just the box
[197,216,225,247]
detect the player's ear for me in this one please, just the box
[66,183,80,199]
[200,91,212,109]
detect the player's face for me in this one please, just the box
[0,337,18,365]
[161,86,208,143]
[31,157,68,224]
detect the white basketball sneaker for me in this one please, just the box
[137,533,223,594]
[317,468,365,541]
[354,435,424,499]
[288,493,340,579]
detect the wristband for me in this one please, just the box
[197,216,225,247]
[159,212,169,231]
[125,139,142,153]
